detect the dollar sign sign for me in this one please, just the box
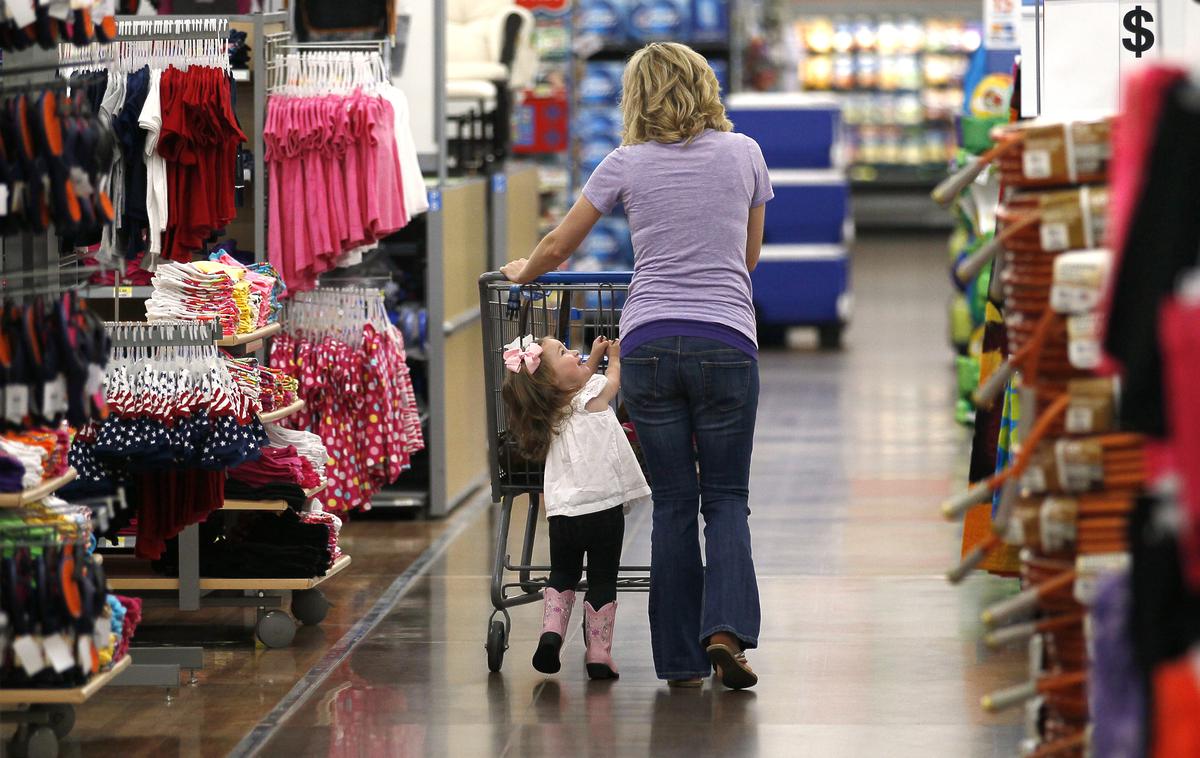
[1122,5,1155,58]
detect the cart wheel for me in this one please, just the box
[42,705,75,739]
[818,323,844,351]
[256,610,298,648]
[24,727,58,758]
[486,619,507,673]
[291,589,330,626]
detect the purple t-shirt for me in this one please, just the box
[582,129,774,352]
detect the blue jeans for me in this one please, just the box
[621,336,761,680]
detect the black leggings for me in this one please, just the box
[547,505,625,608]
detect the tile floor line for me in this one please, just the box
[226,493,492,758]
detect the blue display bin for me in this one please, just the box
[764,171,850,245]
[752,246,851,338]
[727,93,842,170]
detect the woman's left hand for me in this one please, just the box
[501,258,531,284]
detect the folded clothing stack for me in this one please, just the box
[223,356,264,416]
[301,510,343,563]
[147,262,242,336]
[224,479,309,510]
[228,445,321,490]
[156,509,335,578]
[257,367,298,412]
[83,252,155,287]
[262,422,328,482]
[0,438,47,490]
[207,249,285,326]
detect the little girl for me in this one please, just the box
[500,333,651,679]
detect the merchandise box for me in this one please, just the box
[580,61,626,106]
[727,93,843,170]
[578,0,629,41]
[629,0,690,41]
[580,135,621,178]
[690,0,728,42]
[751,246,850,327]
[579,216,635,268]
[763,171,850,245]
[573,104,623,142]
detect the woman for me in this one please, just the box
[501,41,770,690]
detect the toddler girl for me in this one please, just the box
[500,333,651,679]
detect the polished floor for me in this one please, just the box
[67,232,1024,757]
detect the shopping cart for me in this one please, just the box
[478,271,650,672]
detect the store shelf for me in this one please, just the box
[83,285,154,300]
[216,322,281,351]
[371,489,428,509]
[0,655,131,705]
[0,468,78,508]
[221,482,328,511]
[258,399,305,424]
[587,41,730,61]
[106,554,352,592]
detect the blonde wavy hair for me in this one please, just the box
[620,42,732,146]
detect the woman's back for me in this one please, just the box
[582,128,772,345]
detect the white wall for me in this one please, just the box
[396,0,439,157]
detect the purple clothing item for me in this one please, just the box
[1089,570,1145,758]
[622,319,758,360]
[582,129,773,348]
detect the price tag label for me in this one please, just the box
[13,634,47,677]
[118,286,133,298]
[43,632,76,673]
[1022,150,1053,180]
[5,384,28,424]
[1040,222,1071,252]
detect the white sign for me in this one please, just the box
[985,0,1022,49]
[1037,0,1164,118]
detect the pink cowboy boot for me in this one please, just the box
[533,588,576,674]
[583,601,620,680]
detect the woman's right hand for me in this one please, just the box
[500,257,531,284]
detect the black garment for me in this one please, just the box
[547,505,624,608]
[1105,81,1200,437]
[223,479,308,511]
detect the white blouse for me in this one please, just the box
[543,374,652,518]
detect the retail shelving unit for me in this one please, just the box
[0,469,78,508]
[0,656,132,757]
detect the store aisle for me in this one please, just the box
[247,233,1026,758]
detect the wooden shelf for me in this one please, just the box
[0,655,131,705]
[258,399,304,424]
[106,554,351,592]
[217,322,281,352]
[0,468,78,508]
[221,481,328,511]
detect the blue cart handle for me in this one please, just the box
[480,271,633,285]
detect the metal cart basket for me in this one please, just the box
[478,271,649,672]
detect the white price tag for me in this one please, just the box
[13,634,47,676]
[86,364,105,398]
[43,374,67,417]
[1022,150,1053,180]
[1022,465,1048,494]
[0,184,9,217]
[94,616,112,652]
[43,632,76,673]
[5,384,28,424]
[1040,221,1071,252]
[77,635,94,675]
[1065,405,1096,434]
[8,0,36,28]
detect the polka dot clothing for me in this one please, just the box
[270,321,424,513]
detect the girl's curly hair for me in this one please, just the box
[500,338,572,462]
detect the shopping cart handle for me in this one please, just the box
[480,271,634,285]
